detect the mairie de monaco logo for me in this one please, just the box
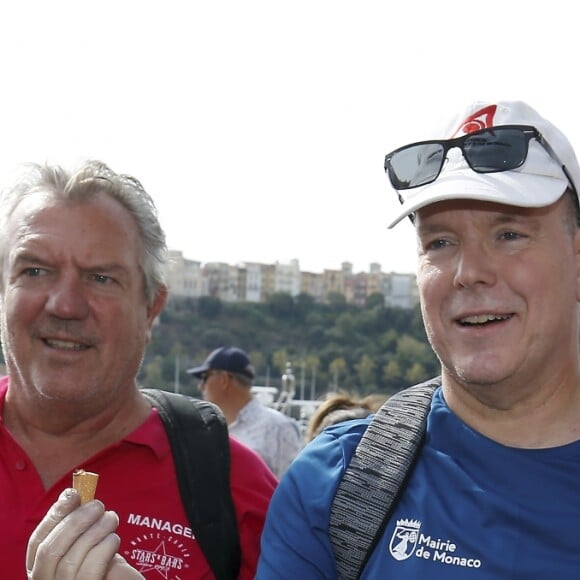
[389,519,422,561]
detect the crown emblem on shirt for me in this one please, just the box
[396,518,421,530]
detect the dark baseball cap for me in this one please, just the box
[187,346,255,380]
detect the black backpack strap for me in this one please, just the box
[141,388,241,580]
[329,377,441,580]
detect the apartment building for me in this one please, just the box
[163,251,418,309]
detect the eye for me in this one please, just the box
[499,230,526,241]
[23,267,46,277]
[424,238,452,251]
[91,273,114,285]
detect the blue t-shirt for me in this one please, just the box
[256,387,580,578]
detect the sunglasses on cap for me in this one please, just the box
[384,124,574,194]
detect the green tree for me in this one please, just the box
[145,294,438,399]
[249,350,265,376]
[271,348,289,375]
[335,311,357,339]
[199,328,235,350]
[329,357,347,391]
[141,355,164,388]
[326,292,347,310]
[406,362,427,384]
[197,296,223,318]
[268,292,295,319]
[366,293,385,309]
[295,292,315,321]
[382,359,403,391]
[395,334,430,369]
[379,328,399,353]
[355,354,376,390]
[305,354,320,399]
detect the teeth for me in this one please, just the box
[461,314,510,325]
[45,339,88,351]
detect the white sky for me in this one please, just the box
[0,0,577,275]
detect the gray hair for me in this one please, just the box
[565,187,580,231]
[230,371,253,388]
[0,160,168,306]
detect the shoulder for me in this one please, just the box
[228,435,278,540]
[229,435,267,464]
[259,402,298,425]
[257,418,370,577]
[247,399,297,425]
[229,435,278,487]
[277,416,371,499]
[263,408,302,440]
[311,415,371,461]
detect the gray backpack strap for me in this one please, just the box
[329,377,441,580]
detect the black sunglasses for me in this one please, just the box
[384,124,574,194]
[199,371,215,384]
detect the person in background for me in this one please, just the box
[306,391,387,442]
[256,100,580,578]
[188,346,303,478]
[0,160,276,579]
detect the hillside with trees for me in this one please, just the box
[141,292,440,401]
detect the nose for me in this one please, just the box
[45,274,90,319]
[453,242,497,289]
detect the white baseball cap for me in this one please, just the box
[386,100,580,228]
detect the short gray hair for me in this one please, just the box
[0,160,168,306]
[230,372,253,388]
[566,187,580,230]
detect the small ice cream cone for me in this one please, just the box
[72,469,99,504]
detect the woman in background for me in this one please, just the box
[306,392,387,442]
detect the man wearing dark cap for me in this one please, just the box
[257,100,580,578]
[189,346,302,478]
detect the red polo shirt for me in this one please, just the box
[0,376,277,579]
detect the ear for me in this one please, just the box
[145,285,168,342]
[213,371,231,394]
[221,372,234,390]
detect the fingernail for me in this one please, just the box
[60,488,76,501]
[85,499,105,512]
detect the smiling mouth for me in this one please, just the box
[44,338,90,351]
[459,314,512,327]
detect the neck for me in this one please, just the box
[442,370,580,448]
[3,386,151,488]
[222,391,253,425]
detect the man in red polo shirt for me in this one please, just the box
[0,160,276,578]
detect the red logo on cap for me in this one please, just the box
[454,104,497,136]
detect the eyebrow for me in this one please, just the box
[12,252,129,275]
[417,209,537,234]
[11,251,49,267]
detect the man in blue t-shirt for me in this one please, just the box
[256,100,580,579]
